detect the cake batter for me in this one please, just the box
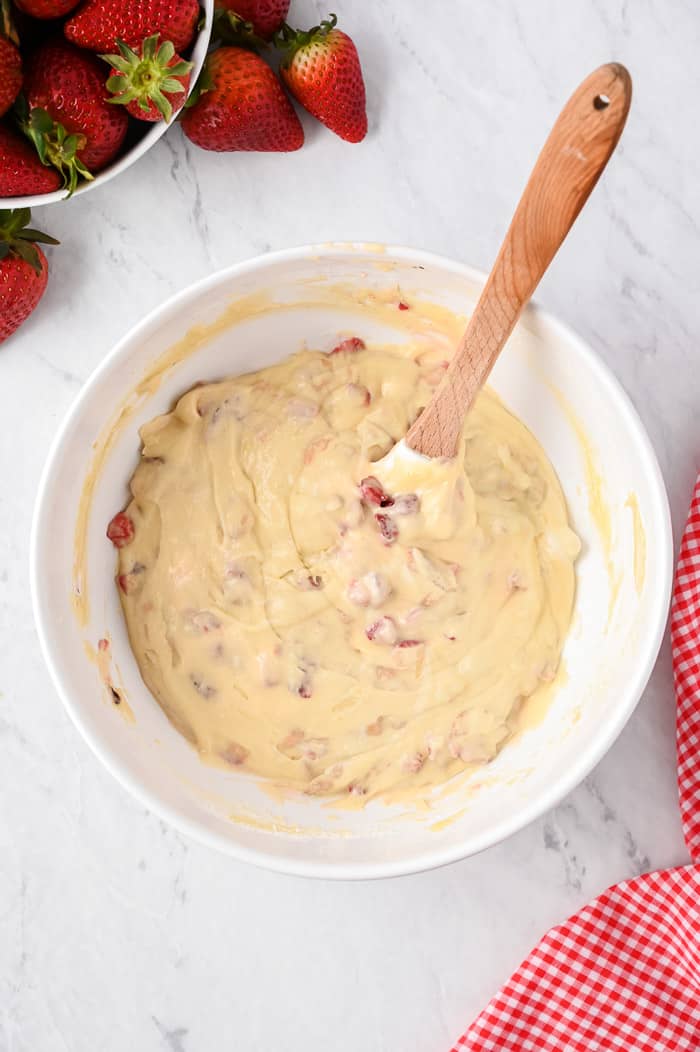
[109,338,580,800]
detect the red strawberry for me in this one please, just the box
[0,207,59,344]
[64,0,199,54]
[22,39,128,191]
[330,336,365,354]
[359,476,393,507]
[218,0,289,40]
[181,47,303,152]
[14,0,80,18]
[375,513,398,545]
[0,123,62,196]
[278,14,367,143]
[106,511,135,547]
[0,36,21,118]
[103,34,192,122]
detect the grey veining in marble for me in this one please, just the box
[0,1,697,1049]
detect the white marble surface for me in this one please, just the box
[1,1,698,1049]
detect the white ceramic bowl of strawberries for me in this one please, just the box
[0,1,369,346]
[0,0,214,207]
[1,0,368,207]
[31,244,672,879]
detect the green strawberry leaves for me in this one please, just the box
[102,35,193,123]
[275,12,337,61]
[13,96,94,197]
[211,9,268,52]
[0,207,59,275]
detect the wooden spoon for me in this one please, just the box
[405,62,632,459]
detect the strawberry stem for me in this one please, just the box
[16,102,94,197]
[0,208,59,275]
[211,10,268,51]
[102,35,193,123]
[275,12,338,60]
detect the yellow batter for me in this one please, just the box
[111,338,580,801]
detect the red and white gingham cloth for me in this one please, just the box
[452,478,700,1051]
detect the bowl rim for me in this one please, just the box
[1,0,214,210]
[30,242,674,880]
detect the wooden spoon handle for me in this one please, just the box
[406,62,632,459]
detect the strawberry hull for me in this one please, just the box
[104,36,193,123]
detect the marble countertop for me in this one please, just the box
[1,1,697,1049]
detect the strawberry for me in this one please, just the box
[365,616,398,645]
[106,511,135,546]
[359,476,393,508]
[330,336,365,354]
[0,207,59,344]
[278,14,367,143]
[218,0,289,40]
[64,0,199,54]
[0,36,21,118]
[375,513,398,545]
[0,123,62,196]
[21,40,128,191]
[14,0,80,18]
[181,47,303,152]
[102,34,192,122]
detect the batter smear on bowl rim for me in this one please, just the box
[108,336,580,802]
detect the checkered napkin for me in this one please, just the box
[451,478,700,1051]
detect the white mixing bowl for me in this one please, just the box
[31,244,672,879]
